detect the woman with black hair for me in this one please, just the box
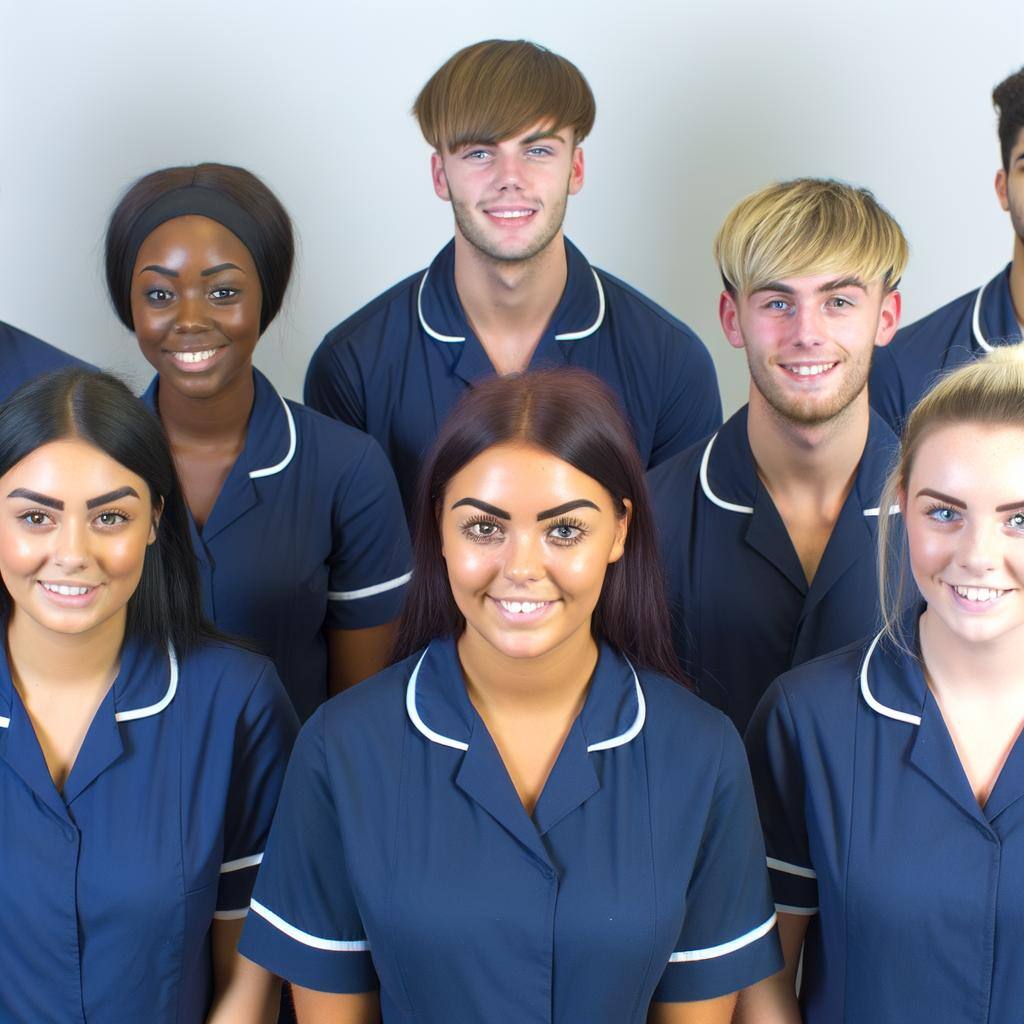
[240,369,781,1024]
[0,368,297,1022]
[105,163,410,722]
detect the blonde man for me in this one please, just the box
[649,178,908,733]
[304,39,721,515]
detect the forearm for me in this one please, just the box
[732,972,802,1023]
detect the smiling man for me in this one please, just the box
[304,39,721,515]
[870,66,1024,433]
[649,179,908,733]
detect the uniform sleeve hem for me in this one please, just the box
[328,571,412,602]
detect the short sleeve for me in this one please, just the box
[867,344,906,434]
[305,333,367,432]
[239,710,378,993]
[744,681,819,916]
[325,435,411,630]
[216,662,300,917]
[653,722,782,1002]
[649,332,722,469]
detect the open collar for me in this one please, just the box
[971,264,1022,352]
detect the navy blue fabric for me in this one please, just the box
[648,406,899,733]
[745,622,1024,1023]
[870,265,1023,433]
[0,320,93,402]
[304,239,723,514]
[0,637,298,1024]
[240,638,781,1021]
[142,369,411,721]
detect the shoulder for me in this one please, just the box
[595,269,704,347]
[766,637,870,725]
[892,284,979,349]
[178,640,286,710]
[639,668,736,758]
[0,320,93,372]
[286,398,385,471]
[318,651,416,744]
[647,433,708,498]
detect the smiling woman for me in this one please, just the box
[104,164,411,722]
[0,367,297,1023]
[240,368,782,1024]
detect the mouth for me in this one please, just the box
[778,361,838,381]
[165,346,226,372]
[483,207,538,227]
[37,580,101,607]
[489,596,557,624]
[945,581,1013,610]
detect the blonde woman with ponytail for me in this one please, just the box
[738,347,1024,1023]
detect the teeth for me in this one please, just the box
[42,583,91,596]
[172,349,218,364]
[499,600,547,614]
[489,210,533,219]
[953,585,1006,603]
[786,363,835,376]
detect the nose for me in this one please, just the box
[492,150,524,192]
[53,517,89,574]
[791,302,825,347]
[957,519,999,576]
[173,291,211,334]
[502,532,545,584]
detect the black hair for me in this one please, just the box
[993,67,1024,172]
[104,162,294,334]
[392,368,685,684]
[0,367,220,654]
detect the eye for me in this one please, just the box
[17,510,52,528]
[547,516,589,546]
[94,509,129,528]
[464,149,491,161]
[460,516,504,543]
[526,146,553,157]
[765,298,791,312]
[145,288,174,303]
[209,287,238,300]
[828,296,853,309]
[1008,511,1024,530]
[924,503,960,524]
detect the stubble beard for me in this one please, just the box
[746,351,873,427]
[450,190,569,266]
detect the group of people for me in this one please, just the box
[1,36,1022,1024]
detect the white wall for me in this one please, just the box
[1,0,1021,415]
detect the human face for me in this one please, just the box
[431,122,584,264]
[440,443,628,662]
[720,273,901,426]
[995,127,1024,246]
[130,215,262,400]
[904,423,1024,648]
[0,439,157,640]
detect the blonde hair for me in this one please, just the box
[878,346,1024,646]
[413,39,595,153]
[714,178,909,297]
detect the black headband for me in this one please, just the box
[124,185,273,330]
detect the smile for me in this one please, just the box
[498,599,550,613]
[167,347,225,370]
[37,580,101,607]
[490,596,557,623]
[947,582,1010,604]
[780,362,837,378]
[41,582,93,596]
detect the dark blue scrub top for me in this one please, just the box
[239,637,781,1022]
[0,635,298,1024]
[304,238,723,514]
[142,368,411,722]
[870,264,1023,433]
[745,619,1024,1023]
[0,320,93,402]
[648,406,899,734]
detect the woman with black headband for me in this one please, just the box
[105,164,411,723]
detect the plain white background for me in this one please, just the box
[1,0,1022,414]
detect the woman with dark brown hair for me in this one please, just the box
[241,368,780,1024]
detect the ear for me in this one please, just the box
[608,498,632,565]
[996,167,1010,212]
[568,146,585,196]
[873,289,903,349]
[719,290,746,350]
[148,498,164,546]
[431,151,451,202]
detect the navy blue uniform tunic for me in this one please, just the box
[239,637,781,1022]
[0,636,298,1023]
[745,623,1024,1023]
[0,320,93,402]
[648,406,899,733]
[870,264,1022,433]
[304,239,723,513]
[142,369,411,722]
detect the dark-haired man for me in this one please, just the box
[305,39,721,514]
[871,65,1024,431]
[0,321,92,402]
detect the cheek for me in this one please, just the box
[907,523,953,579]
[98,530,151,582]
[0,527,48,578]
[444,542,501,593]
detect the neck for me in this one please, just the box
[156,366,255,447]
[452,232,568,344]
[457,622,598,718]
[7,606,125,692]
[919,608,1024,699]
[746,388,870,499]
[1010,234,1024,326]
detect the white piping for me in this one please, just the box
[554,270,606,340]
[859,629,922,725]
[767,857,817,879]
[417,271,466,343]
[0,715,8,729]
[586,662,646,751]
[775,904,819,916]
[863,505,900,517]
[406,649,469,751]
[115,646,179,722]
[699,433,754,514]
[249,392,297,479]
[221,853,263,873]
[668,912,777,963]
[329,571,412,602]
[250,899,370,952]
[213,908,250,921]
[971,282,992,352]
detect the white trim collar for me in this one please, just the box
[972,281,993,352]
[248,390,297,479]
[406,648,469,751]
[859,630,921,726]
[115,646,179,722]
[554,270,606,341]
[417,270,465,344]
[586,661,646,752]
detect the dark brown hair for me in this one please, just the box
[392,369,684,683]
[993,66,1024,172]
[413,39,596,152]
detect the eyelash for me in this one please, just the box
[15,508,131,529]
[923,503,1024,531]
[144,286,238,303]
[458,515,590,546]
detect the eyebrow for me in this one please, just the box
[451,498,510,519]
[139,264,179,278]
[996,499,1024,512]
[751,276,867,296]
[7,488,63,510]
[915,488,966,509]
[86,486,140,509]
[521,129,566,145]
[201,263,243,277]
[537,499,600,520]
